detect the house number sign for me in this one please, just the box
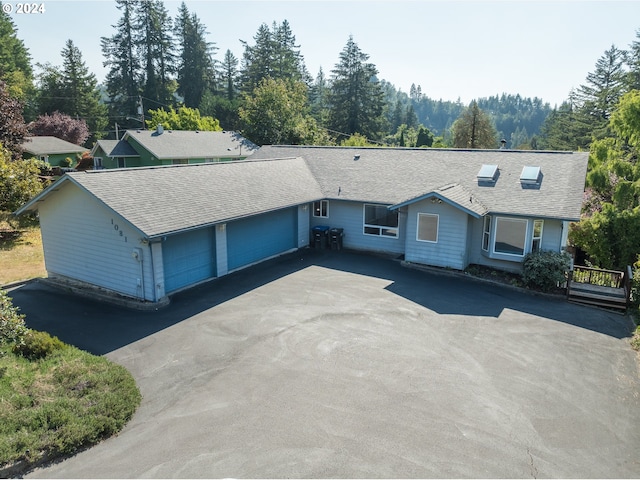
[111,219,128,243]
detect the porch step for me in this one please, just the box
[568,281,628,311]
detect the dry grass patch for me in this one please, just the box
[0,221,46,285]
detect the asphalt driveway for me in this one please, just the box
[8,250,640,478]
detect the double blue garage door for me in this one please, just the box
[163,207,297,293]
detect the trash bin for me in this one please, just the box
[329,227,344,250]
[311,225,330,249]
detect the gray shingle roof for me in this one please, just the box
[124,129,258,159]
[22,136,86,155]
[43,158,322,238]
[17,146,588,239]
[250,146,588,221]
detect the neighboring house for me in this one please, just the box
[90,127,258,169]
[21,136,87,166]
[16,146,588,305]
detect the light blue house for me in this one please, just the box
[16,146,588,305]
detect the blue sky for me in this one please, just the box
[7,0,640,107]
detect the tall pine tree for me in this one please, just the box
[240,20,308,93]
[101,0,142,130]
[36,40,107,144]
[576,45,628,140]
[328,36,387,142]
[175,2,216,108]
[135,0,176,108]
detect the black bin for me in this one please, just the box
[329,227,344,250]
[311,225,330,249]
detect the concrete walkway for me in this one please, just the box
[8,250,640,478]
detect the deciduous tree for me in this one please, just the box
[30,111,89,146]
[0,81,28,159]
[146,106,221,131]
[239,78,327,145]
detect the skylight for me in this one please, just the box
[520,166,541,184]
[477,164,499,183]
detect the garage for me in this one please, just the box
[162,227,216,293]
[227,207,297,271]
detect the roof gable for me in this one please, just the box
[18,158,323,238]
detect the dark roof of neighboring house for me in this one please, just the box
[22,136,86,156]
[124,129,258,159]
[92,139,139,157]
[250,146,589,221]
[16,146,588,238]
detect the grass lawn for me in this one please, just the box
[0,341,142,474]
[0,224,46,285]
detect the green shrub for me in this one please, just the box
[60,157,73,167]
[12,329,65,360]
[523,250,572,292]
[0,290,27,346]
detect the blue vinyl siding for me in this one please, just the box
[309,200,405,255]
[227,207,297,271]
[404,199,469,270]
[163,227,216,293]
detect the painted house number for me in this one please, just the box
[111,219,128,242]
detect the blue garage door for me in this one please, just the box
[227,208,297,271]
[163,227,216,293]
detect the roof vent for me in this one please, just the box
[520,166,541,185]
[477,164,499,184]
[156,124,164,134]
[353,154,360,161]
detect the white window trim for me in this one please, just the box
[532,219,544,252]
[362,204,399,238]
[416,213,439,243]
[492,216,529,257]
[482,215,491,252]
[313,200,329,218]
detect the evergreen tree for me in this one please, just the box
[309,67,330,125]
[416,125,434,147]
[135,0,176,108]
[199,90,240,131]
[101,0,143,129]
[539,90,592,150]
[626,29,640,91]
[0,4,33,101]
[175,2,216,108]
[36,41,108,144]
[220,49,239,101]
[451,101,497,149]
[576,44,628,139]
[240,20,308,93]
[328,36,387,142]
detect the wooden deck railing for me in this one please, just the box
[570,265,625,288]
[567,265,632,311]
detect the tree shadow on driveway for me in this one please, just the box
[8,249,632,356]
